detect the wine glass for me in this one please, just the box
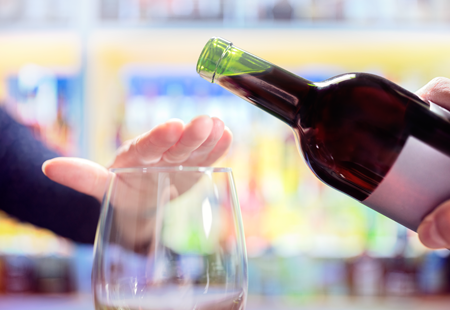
[92,166,247,310]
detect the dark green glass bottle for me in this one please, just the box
[197,37,450,231]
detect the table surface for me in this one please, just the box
[0,294,449,310]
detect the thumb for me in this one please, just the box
[415,77,450,110]
[417,200,450,249]
[42,157,110,201]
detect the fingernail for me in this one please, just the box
[41,160,50,174]
[419,218,448,248]
[162,153,188,164]
[140,157,161,165]
[168,118,185,125]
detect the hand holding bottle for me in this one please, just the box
[198,37,450,237]
[416,77,450,249]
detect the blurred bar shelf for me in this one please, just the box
[1,0,450,305]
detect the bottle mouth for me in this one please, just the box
[196,37,232,83]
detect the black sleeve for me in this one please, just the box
[0,108,101,244]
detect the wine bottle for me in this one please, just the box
[196,37,450,231]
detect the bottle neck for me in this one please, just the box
[215,66,313,127]
[197,38,313,127]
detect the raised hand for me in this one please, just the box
[42,115,232,202]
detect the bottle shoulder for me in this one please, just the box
[305,73,427,123]
[295,73,421,200]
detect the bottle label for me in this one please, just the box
[363,136,450,231]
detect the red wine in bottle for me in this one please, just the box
[197,37,450,231]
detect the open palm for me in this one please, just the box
[42,115,232,202]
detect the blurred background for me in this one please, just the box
[0,0,450,309]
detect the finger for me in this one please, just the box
[415,77,450,110]
[417,200,450,249]
[113,119,184,168]
[162,115,214,164]
[42,157,110,201]
[200,127,233,166]
[184,117,225,165]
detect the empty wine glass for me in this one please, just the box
[92,166,247,310]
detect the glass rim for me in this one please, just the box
[109,166,232,174]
